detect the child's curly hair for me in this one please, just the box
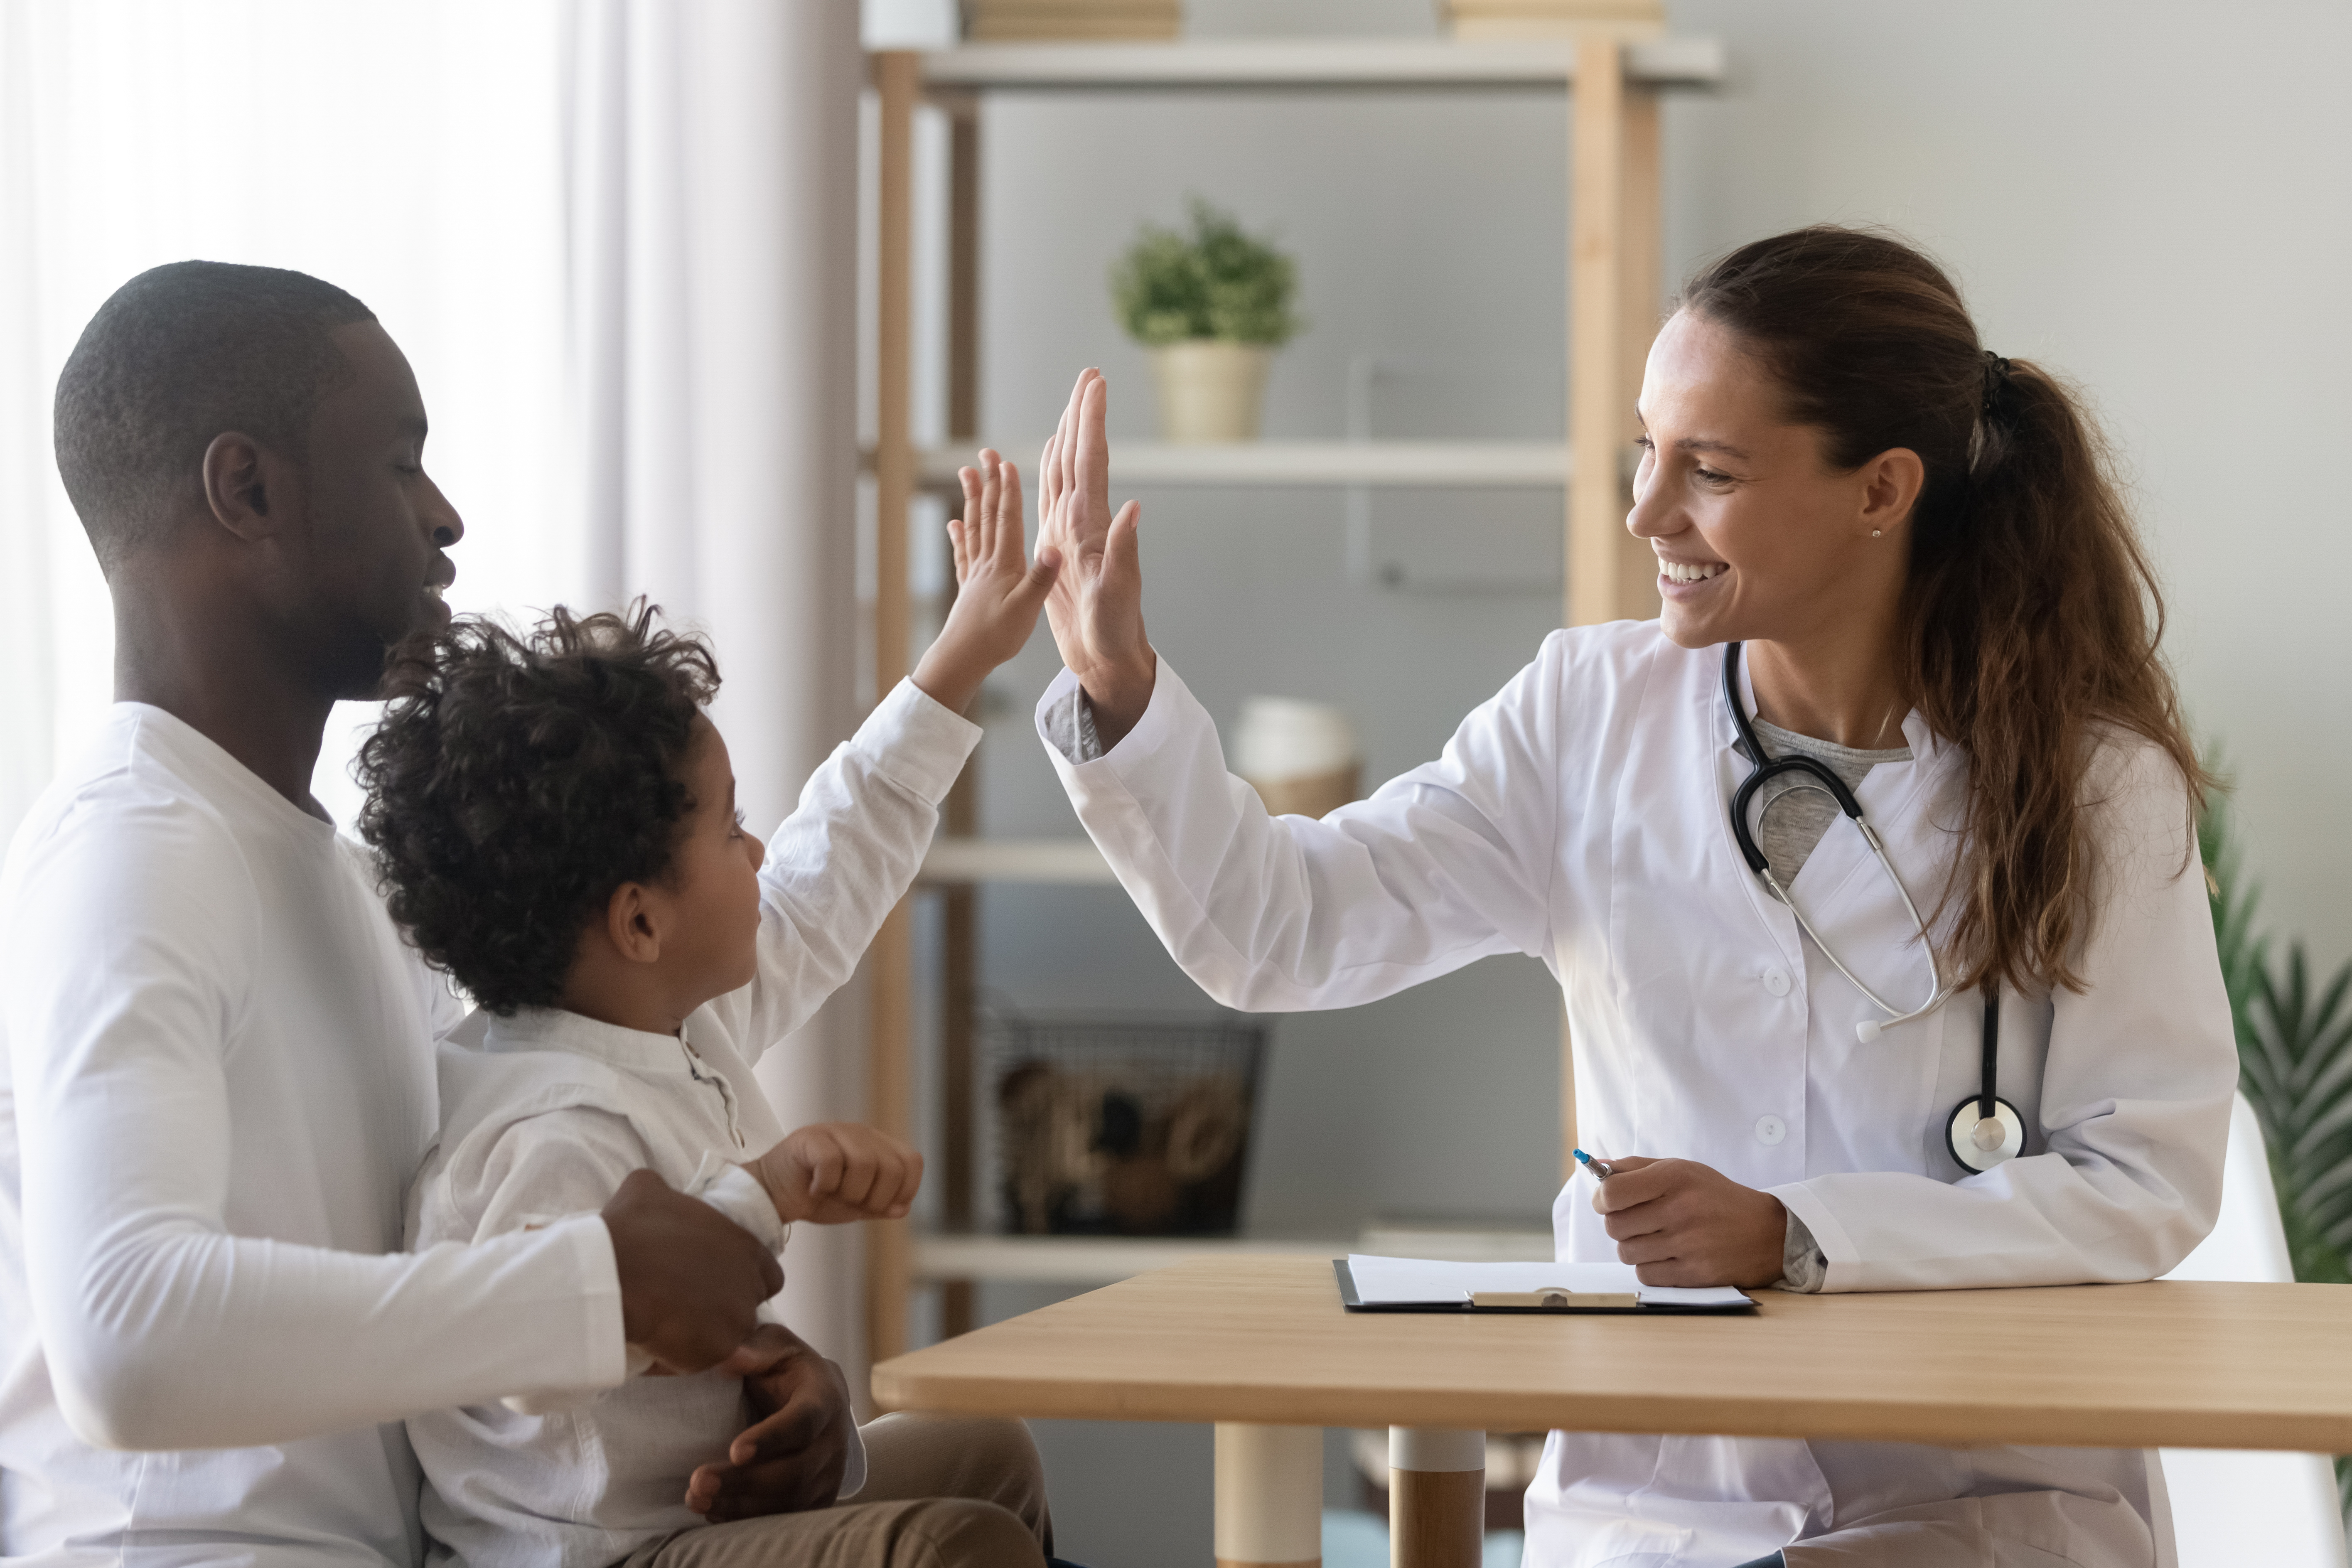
[356,602,721,1015]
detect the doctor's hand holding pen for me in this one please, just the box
[1586,1155,1789,1290]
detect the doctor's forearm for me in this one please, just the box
[1077,649,1156,750]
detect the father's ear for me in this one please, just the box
[201,430,297,543]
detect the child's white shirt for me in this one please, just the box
[406,676,979,1568]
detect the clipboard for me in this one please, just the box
[1333,1258,1756,1316]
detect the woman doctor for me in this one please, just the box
[1016,226,2236,1568]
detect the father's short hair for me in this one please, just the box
[53,261,377,570]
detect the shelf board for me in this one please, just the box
[919,837,1116,885]
[912,1231,1352,1286]
[915,37,1727,92]
[913,1224,1556,1285]
[908,439,1572,489]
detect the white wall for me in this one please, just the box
[1659,0,2352,980]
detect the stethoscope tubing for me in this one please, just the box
[1719,643,2020,1171]
[1721,641,1949,1032]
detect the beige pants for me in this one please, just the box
[619,1413,1054,1568]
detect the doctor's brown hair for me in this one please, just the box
[1679,226,2206,995]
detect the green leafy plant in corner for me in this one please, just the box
[2201,792,2352,1284]
[2199,781,2352,1523]
[1111,199,1301,348]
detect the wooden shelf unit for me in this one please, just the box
[864,35,1720,1364]
[909,1221,1555,1287]
[912,1232,1354,1288]
[917,36,1725,89]
[918,837,1114,885]
[900,438,1578,490]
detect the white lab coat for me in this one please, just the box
[1035,621,2236,1568]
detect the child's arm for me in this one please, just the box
[715,456,1059,1061]
[740,1122,923,1226]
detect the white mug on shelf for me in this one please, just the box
[1231,696,1359,819]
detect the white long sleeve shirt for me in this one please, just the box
[1036,624,2237,1568]
[0,705,624,1568]
[408,675,981,1568]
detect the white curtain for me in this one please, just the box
[0,2,55,840]
[0,0,579,830]
[0,0,871,1368]
[560,0,869,1370]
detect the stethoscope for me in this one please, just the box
[1722,642,2023,1173]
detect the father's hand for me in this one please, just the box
[1038,368,1155,747]
[683,1323,855,1521]
[602,1169,783,1374]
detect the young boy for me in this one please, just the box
[362,457,1059,1568]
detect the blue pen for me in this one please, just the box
[1572,1148,1615,1181]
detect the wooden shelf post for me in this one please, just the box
[1617,87,1664,622]
[1566,32,1624,635]
[866,47,920,1370]
[1559,35,1624,1170]
[938,90,983,1342]
[1561,36,1664,1173]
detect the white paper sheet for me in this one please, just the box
[1344,1254,1750,1310]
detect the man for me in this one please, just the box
[0,263,858,1562]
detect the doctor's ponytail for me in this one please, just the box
[1679,226,2207,996]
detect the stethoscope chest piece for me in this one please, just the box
[1945,1095,2023,1173]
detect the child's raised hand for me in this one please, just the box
[908,449,1061,715]
[748,1121,924,1225]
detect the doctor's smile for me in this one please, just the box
[1654,555,1727,592]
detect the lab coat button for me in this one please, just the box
[1754,1115,1787,1146]
[1762,969,1792,997]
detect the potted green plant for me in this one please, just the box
[1111,198,1301,442]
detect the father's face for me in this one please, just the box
[289,320,464,697]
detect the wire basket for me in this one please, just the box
[983,1008,1270,1237]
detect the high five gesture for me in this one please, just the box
[1037,369,1156,747]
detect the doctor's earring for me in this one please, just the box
[1870,529,1883,538]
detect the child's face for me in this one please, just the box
[657,718,766,1010]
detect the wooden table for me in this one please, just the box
[872,1256,2352,1568]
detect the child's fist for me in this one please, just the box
[749,1122,924,1225]
[909,450,1062,715]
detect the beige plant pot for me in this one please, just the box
[1148,341,1273,443]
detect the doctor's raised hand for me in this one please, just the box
[1037,367,1155,747]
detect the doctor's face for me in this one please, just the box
[1627,310,1913,652]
